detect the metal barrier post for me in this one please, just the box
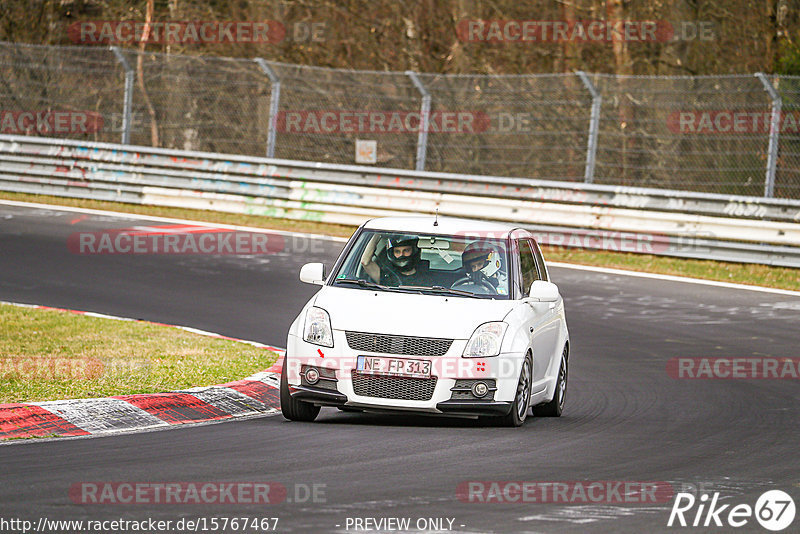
[576,71,601,184]
[110,47,134,145]
[255,58,281,159]
[755,73,781,198]
[406,71,430,172]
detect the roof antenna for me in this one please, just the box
[433,207,439,226]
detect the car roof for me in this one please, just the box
[362,216,525,239]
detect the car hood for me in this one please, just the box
[313,286,517,339]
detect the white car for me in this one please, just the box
[280,217,569,426]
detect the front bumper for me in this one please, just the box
[289,390,512,417]
[287,331,525,416]
[290,385,347,406]
[435,400,513,417]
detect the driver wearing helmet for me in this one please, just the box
[360,233,432,286]
[457,241,501,289]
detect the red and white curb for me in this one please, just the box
[0,301,285,441]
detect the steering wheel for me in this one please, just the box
[451,275,496,293]
[382,266,404,286]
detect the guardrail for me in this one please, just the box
[1,134,800,268]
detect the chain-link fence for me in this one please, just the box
[1,41,799,199]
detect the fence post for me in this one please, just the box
[110,47,134,145]
[576,71,601,184]
[406,71,430,172]
[255,58,281,159]
[755,73,781,198]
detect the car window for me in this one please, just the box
[330,229,511,299]
[518,239,540,296]
[529,239,549,282]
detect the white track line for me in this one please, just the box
[548,262,800,297]
[2,198,798,297]
[0,198,348,242]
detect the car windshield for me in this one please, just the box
[331,229,510,299]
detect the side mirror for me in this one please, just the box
[299,262,326,285]
[528,280,559,302]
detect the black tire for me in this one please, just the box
[533,345,568,417]
[498,354,533,427]
[280,357,320,422]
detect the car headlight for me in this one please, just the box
[303,306,333,347]
[463,322,507,358]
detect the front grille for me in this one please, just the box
[345,331,453,356]
[351,371,437,401]
[450,379,497,400]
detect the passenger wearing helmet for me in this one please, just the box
[456,241,502,290]
[360,233,432,286]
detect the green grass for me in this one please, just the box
[1,191,798,292]
[0,303,278,403]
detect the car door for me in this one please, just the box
[528,238,562,374]
[517,238,560,387]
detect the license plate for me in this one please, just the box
[357,356,432,378]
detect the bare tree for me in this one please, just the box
[136,0,160,146]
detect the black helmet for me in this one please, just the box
[385,234,420,270]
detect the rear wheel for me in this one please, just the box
[533,345,568,417]
[498,354,533,427]
[280,357,320,422]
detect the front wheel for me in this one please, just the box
[498,354,533,427]
[280,357,320,422]
[533,345,568,417]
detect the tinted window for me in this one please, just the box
[530,239,549,282]
[330,230,511,299]
[518,239,540,296]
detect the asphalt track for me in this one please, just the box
[1,202,799,533]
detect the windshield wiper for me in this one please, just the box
[334,278,387,290]
[335,279,474,297]
[399,285,477,298]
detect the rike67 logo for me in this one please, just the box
[668,490,795,531]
